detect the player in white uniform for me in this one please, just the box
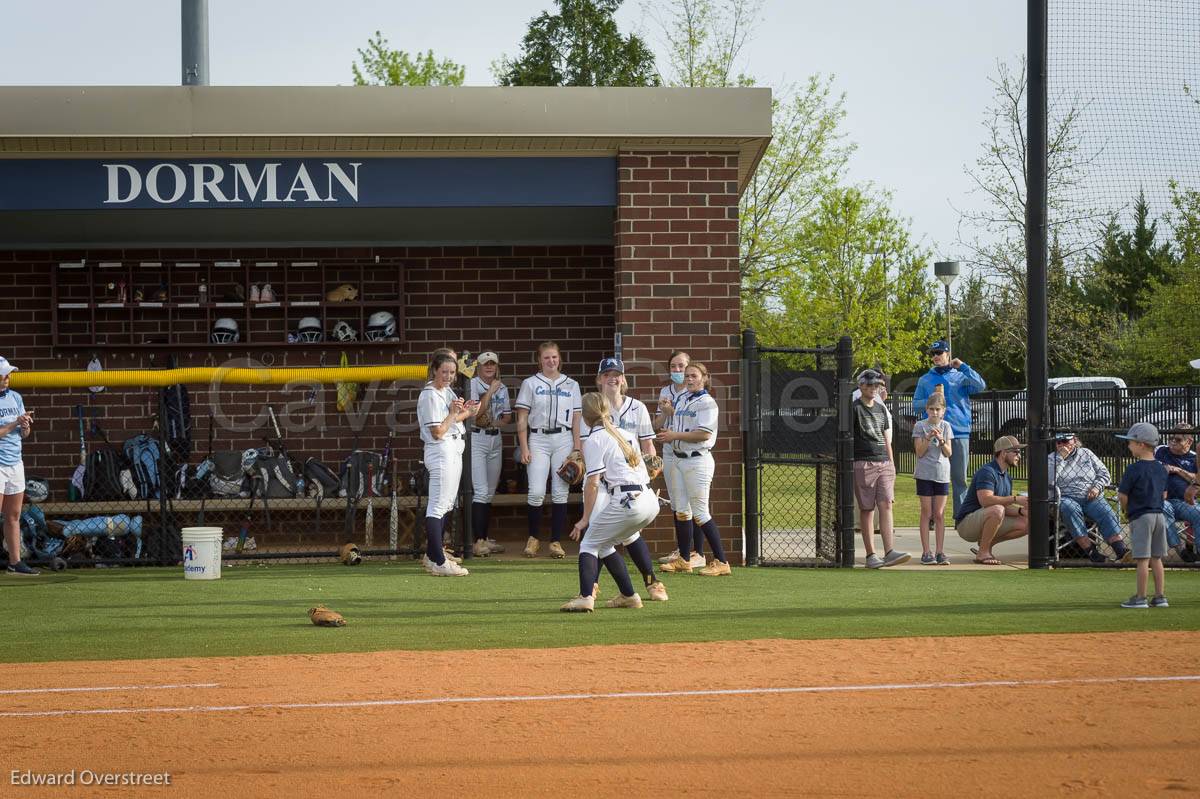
[561,393,662,612]
[416,350,478,576]
[468,352,512,558]
[654,350,706,569]
[659,363,732,576]
[515,342,582,558]
[584,358,668,601]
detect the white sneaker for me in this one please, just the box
[485,538,506,554]
[421,555,435,573]
[260,283,276,302]
[471,539,491,558]
[249,284,260,302]
[687,552,706,569]
[429,559,469,576]
[443,549,463,564]
[560,594,595,612]
[658,549,681,564]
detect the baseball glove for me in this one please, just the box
[339,542,362,566]
[309,606,346,627]
[644,454,664,481]
[326,284,358,302]
[474,408,494,430]
[556,449,585,486]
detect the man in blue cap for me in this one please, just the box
[913,340,987,517]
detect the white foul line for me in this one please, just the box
[1,674,1197,720]
[0,682,219,696]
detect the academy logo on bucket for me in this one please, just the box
[183,544,206,575]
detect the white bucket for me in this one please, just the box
[181,527,224,581]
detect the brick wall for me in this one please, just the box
[615,151,743,561]
[0,245,615,544]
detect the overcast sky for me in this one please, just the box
[0,0,1029,257]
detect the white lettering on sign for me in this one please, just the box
[102,162,362,205]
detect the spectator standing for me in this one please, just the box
[912,386,953,565]
[852,369,909,568]
[1116,423,1169,609]
[913,340,987,518]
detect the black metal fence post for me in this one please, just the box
[836,335,855,567]
[742,328,760,566]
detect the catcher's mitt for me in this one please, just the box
[339,542,362,566]
[474,408,494,430]
[309,606,346,627]
[644,454,663,481]
[325,284,358,302]
[556,449,585,486]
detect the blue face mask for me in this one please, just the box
[670,372,685,385]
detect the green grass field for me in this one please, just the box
[3,561,1198,664]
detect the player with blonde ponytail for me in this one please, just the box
[560,392,662,612]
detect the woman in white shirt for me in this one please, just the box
[514,342,582,559]
[561,392,661,612]
[416,350,478,576]
[587,357,667,602]
[658,363,731,576]
[655,350,705,569]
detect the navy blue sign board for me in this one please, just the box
[0,157,616,211]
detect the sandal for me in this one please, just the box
[973,555,1003,566]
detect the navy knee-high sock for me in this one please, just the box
[578,553,600,598]
[472,503,489,541]
[424,517,445,565]
[625,537,658,585]
[527,505,541,540]
[551,503,568,542]
[673,517,692,558]
[601,552,637,597]
[699,519,726,563]
[692,521,705,556]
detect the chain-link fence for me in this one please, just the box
[743,333,853,567]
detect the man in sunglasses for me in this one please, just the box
[954,435,1028,565]
[912,340,987,518]
[1050,432,1129,562]
[1154,423,1199,562]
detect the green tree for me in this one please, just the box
[1114,184,1200,383]
[647,0,760,87]
[352,31,465,86]
[496,0,659,87]
[955,58,1115,378]
[744,186,939,375]
[1085,192,1177,320]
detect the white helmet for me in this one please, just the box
[365,311,396,341]
[332,320,358,342]
[211,318,239,344]
[296,317,323,343]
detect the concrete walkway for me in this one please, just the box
[857,526,1029,570]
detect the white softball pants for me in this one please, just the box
[661,451,682,512]
[580,488,659,559]
[672,451,715,525]
[526,431,572,506]
[470,431,503,504]
[424,438,464,520]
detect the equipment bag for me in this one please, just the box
[174,462,211,500]
[255,456,302,499]
[207,450,248,498]
[123,434,162,500]
[161,384,193,459]
[83,448,127,501]
[304,457,342,499]
[340,451,386,500]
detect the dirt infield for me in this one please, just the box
[2,631,1198,797]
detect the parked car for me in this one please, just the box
[971,377,1128,439]
[1080,386,1200,430]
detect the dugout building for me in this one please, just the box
[0,86,771,558]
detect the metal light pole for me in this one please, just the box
[934,261,960,351]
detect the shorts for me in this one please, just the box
[0,462,25,496]
[916,479,950,497]
[853,460,895,510]
[1128,513,1168,559]
[955,507,1023,543]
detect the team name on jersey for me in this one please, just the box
[534,386,575,398]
